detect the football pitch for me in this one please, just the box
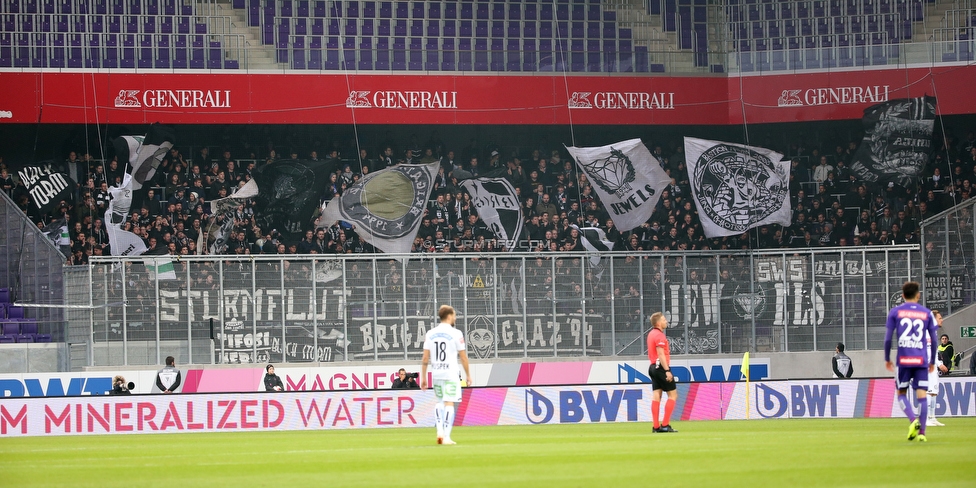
[2,419,975,487]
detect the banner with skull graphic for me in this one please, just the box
[848,96,937,188]
[565,138,671,232]
[683,138,792,238]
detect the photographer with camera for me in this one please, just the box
[110,375,132,395]
[392,368,420,389]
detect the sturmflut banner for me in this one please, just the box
[849,96,937,187]
[565,139,670,232]
[683,137,792,238]
[320,162,439,254]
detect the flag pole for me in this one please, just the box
[743,351,751,420]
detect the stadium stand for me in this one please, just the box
[1,0,973,72]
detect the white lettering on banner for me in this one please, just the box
[344,91,458,109]
[112,89,231,108]
[568,91,675,110]
[777,86,890,107]
[754,257,825,326]
[0,110,13,118]
[155,288,348,322]
[0,392,426,436]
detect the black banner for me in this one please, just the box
[849,96,937,187]
[252,159,339,239]
[17,165,75,215]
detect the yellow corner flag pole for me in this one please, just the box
[742,351,751,420]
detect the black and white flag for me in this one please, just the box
[319,162,438,255]
[207,178,260,254]
[849,96,936,187]
[17,165,75,215]
[113,123,176,191]
[252,159,338,239]
[572,225,615,267]
[460,177,523,249]
[565,139,670,232]
[684,137,792,238]
[104,174,148,256]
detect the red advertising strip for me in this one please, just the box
[2,66,972,125]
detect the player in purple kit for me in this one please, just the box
[883,281,939,442]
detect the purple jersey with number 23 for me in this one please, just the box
[883,302,938,367]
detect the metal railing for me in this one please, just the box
[68,246,920,368]
[920,196,976,316]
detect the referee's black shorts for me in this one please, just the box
[648,365,676,392]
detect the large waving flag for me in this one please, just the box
[571,224,615,268]
[460,176,523,249]
[251,159,338,240]
[848,96,937,187]
[319,162,438,254]
[565,139,670,232]
[683,137,791,238]
[112,123,176,190]
[104,174,148,256]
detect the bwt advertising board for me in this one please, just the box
[2,379,974,437]
[0,358,771,397]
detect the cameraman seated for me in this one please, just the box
[392,368,420,389]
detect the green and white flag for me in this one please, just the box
[144,257,177,280]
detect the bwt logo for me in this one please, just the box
[756,384,840,418]
[0,377,113,397]
[525,388,642,424]
[618,362,769,383]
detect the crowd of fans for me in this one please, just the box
[2,127,976,264]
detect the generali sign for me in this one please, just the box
[776,85,890,107]
[345,90,458,109]
[114,89,232,108]
[568,91,675,110]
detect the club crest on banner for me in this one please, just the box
[466,316,496,359]
[583,147,637,198]
[685,138,791,237]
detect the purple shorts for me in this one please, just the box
[896,366,929,391]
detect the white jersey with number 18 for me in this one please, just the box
[423,323,465,381]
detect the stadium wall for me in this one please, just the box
[2,65,974,125]
[1,377,974,437]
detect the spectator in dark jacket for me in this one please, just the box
[264,364,284,391]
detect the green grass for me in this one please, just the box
[2,419,975,487]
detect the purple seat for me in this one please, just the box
[458,37,471,70]
[424,39,438,70]
[427,20,439,37]
[155,36,170,68]
[0,288,10,304]
[441,38,455,70]
[474,38,488,70]
[297,0,308,17]
[16,334,35,343]
[359,37,373,70]
[490,38,503,70]
[292,36,305,69]
[0,336,14,343]
[35,334,52,343]
[525,4,537,21]
[443,20,456,37]
[310,18,323,36]
[507,21,519,38]
[189,35,204,68]
[408,37,422,70]
[444,2,456,19]
[362,19,374,36]
[506,39,520,71]
[1,322,19,335]
[7,306,24,320]
[208,41,222,69]
[460,20,471,37]
[363,1,375,18]
[540,4,552,21]
[476,20,487,37]
[308,35,322,69]
[538,38,553,71]
[173,34,187,68]
[522,39,536,71]
[391,38,405,70]
[373,36,388,69]
[393,19,405,36]
[18,321,37,336]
